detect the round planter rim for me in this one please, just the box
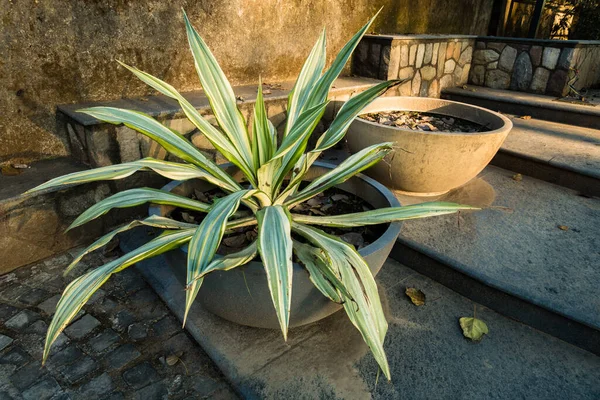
[149,160,402,268]
[355,95,513,137]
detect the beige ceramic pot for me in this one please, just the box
[346,96,512,196]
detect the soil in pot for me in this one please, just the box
[359,111,492,133]
[169,186,387,255]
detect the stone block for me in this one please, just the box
[116,126,141,163]
[163,118,197,136]
[9,362,47,391]
[133,381,168,400]
[428,79,439,98]
[0,346,30,368]
[444,59,456,74]
[123,361,159,389]
[388,44,400,79]
[416,44,425,68]
[87,328,121,354]
[460,63,472,85]
[487,42,506,52]
[400,44,409,67]
[458,46,472,67]
[64,314,101,340]
[510,52,533,91]
[485,69,511,89]
[446,42,455,59]
[399,67,415,80]
[379,45,391,80]
[453,41,461,60]
[475,41,486,49]
[424,43,433,64]
[409,44,417,65]
[419,80,430,97]
[488,61,498,69]
[47,344,83,368]
[79,372,114,398]
[432,42,439,66]
[26,320,49,335]
[105,344,141,370]
[440,74,454,89]
[5,310,41,331]
[87,126,119,167]
[557,47,575,69]
[0,334,13,351]
[546,69,569,96]
[499,46,517,72]
[473,49,499,64]
[530,67,551,93]
[420,66,437,81]
[17,288,50,306]
[453,65,463,82]
[37,294,62,316]
[437,43,447,78]
[58,356,98,384]
[398,81,412,96]
[542,47,561,70]
[22,377,62,400]
[530,46,543,66]
[411,71,422,96]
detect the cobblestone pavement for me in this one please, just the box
[0,248,238,400]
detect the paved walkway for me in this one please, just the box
[0,248,238,399]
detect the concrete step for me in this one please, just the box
[493,115,600,197]
[123,228,600,399]
[56,77,381,168]
[442,85,600,129]
[393,165,600,355]
[0,158,161,274]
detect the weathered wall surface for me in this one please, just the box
[0,0,494,164]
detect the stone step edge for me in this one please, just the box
[442,85,600,129]
[57,76,382,127]
[390,238,600,356]
[491,149,600,197]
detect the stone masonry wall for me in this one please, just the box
[1,0,493,165]
[352,35,476,98]
[470,38,600,96]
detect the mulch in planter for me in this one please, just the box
[359,111,491,133]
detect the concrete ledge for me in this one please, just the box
[124,227,600,399]
[443,85,600,129]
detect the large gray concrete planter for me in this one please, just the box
[346,96,512,196]
[149,162,401,329]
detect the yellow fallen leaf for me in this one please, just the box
[520,115,532,120]
[512,173,522,182]
[405,288,426,306]
[459,317,489,341]
[558,225,569,231]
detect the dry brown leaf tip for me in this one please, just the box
[512,173,523,182]
[557,225,569,231]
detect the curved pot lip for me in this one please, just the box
[148,161,401,267]
[354,96,513,137]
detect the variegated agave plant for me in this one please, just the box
[26,10,476,380]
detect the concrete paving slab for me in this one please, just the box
[128,230,600,400]
[502,116,600,179]
[395,166,600,336]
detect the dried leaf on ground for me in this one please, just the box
[512,173,523,182]
[405,288,426,306]
[557,225,569,231]
[520,115,532,120]
[459,317,489,341]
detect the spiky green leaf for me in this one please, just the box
[78,107,241,192]
[43,229,194,363]
[183,11,254,173]
[257,206,293,340]
[68,188,210,231]
[292,202,480,227]
[284,29,326,136]
[252,78,275,167]
[117,61,256,183]
[25,158,219,195]
[283,142,392,206]
[292,222,390,380]
[186,241,258,287]
[184,190,252,324]
[67,215,196,275]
